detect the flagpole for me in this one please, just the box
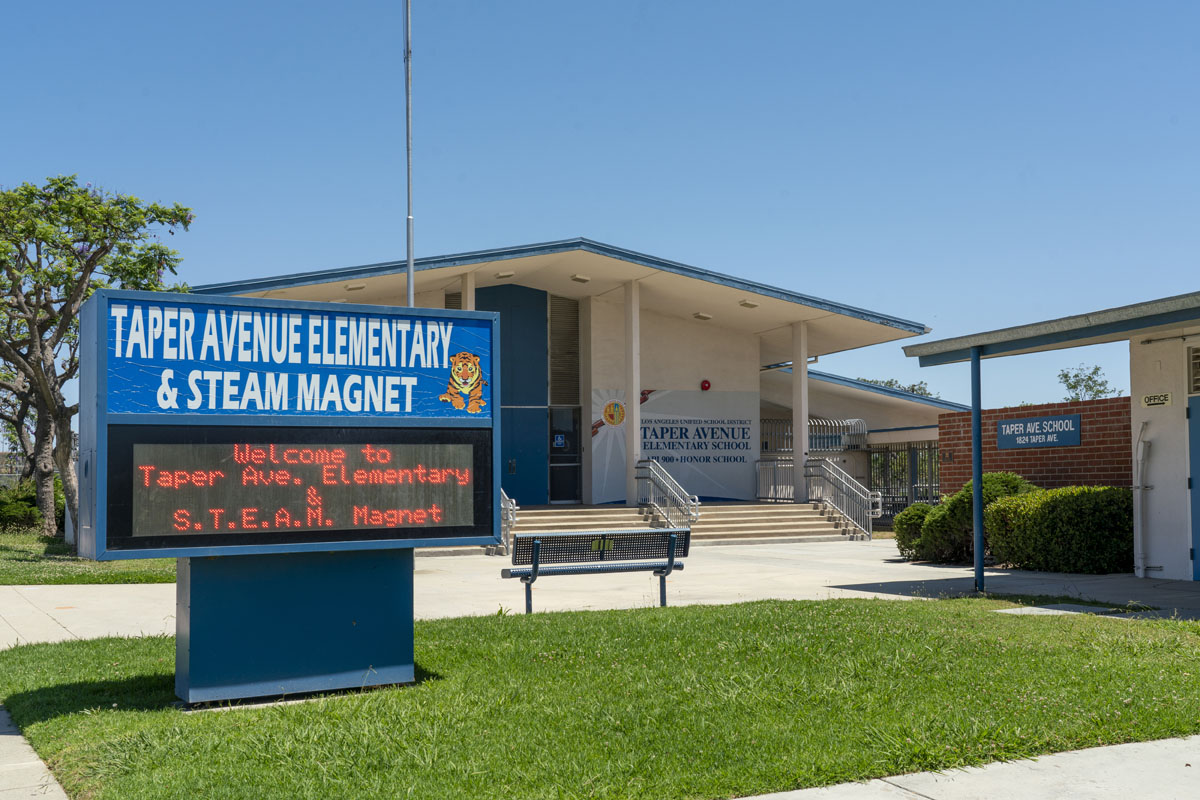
[404,0,415,308]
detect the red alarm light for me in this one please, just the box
[700,380,711,391]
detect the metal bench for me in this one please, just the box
[501,528,689,613]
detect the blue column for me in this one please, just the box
[970,346,984,592]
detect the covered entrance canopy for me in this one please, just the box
[196,238,930,506]
[905,290,1200,587]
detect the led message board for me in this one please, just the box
[78,290,500,560]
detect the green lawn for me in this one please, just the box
[2,598,1199,799]
[0,531,175,584]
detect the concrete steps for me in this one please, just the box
[507,502,866,547]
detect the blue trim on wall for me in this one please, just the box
[786,368,970,411]
[914,305,1200,367]
[193,238,928,335]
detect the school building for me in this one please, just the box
[195,238,962,518]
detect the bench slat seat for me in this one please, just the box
[502,561,686,579]
[510,528,690,565]
[502,527,690,613]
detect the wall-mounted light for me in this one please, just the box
[570,274,591,283]
[693,312,712,321]
[344,283,366,291]
[495,270,515,279]
[738,299,759,309]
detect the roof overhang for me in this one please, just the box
[904,291,1200,367]
[762,367,969,413]
[194,238,929,360]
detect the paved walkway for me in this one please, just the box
[6,540,1200,650]
[3,539,1200,797]
[749,735,1200,799]
[0,707,65,799]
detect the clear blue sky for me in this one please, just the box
[5,1,1198,407]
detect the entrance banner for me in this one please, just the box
[591,389,759,502]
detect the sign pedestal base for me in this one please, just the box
[176,549,414,704]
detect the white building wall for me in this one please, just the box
[588,296,759,390]
[1129,333,1196,581]
[583,296,761,502]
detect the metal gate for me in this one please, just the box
[869,442,940,524]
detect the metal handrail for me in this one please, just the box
[499,488,518,554]
[804,457,881,538]
[755,456,881,538]
[635,459,701,529]
[481,488,519,556]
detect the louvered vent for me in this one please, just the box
[445,292,462,310]
[549,295,580,406]
[1190,347,1200,394]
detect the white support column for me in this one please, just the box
[792,321,809,503]
[625,280,641,506]
[460,272,476,310]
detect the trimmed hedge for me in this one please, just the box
[985,486,1133,574]
[897,472,1038,563]
[893,503,932,559]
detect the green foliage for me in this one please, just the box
[0,176,191,535]
[986,487,1134,574]
[1057,363,1122,401]
[0,529,174,584]
[892,502,932,559]
[855,377,939,398]
[0,478,61,530]
[6,600,1200,799]
[912,472,1038,563]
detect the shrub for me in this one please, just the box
[893,503,932,559]
[915,472,1038,563]
[0,477,64,533]
[0,481,42,530]
[986,486,1133,574]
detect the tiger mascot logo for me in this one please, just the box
[439,352,488,413]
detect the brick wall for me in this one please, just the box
[938,397,1131,493]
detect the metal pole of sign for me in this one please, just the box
[970,346,985,593]
[404,0,415,308]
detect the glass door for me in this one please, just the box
[549,406,582,504]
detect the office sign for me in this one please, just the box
[1141,393,1172,408]
[996,414,1081,450]
[78,290,500,559]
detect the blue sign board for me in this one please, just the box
[78,290,501,561]
[996,414,1081,449]
[103,296,492,418]
[77,289,501,703]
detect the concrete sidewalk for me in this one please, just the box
[748,735,1200,799]
[4,538,1200,798]
[5,540,1200,650]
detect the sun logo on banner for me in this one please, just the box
[602,400,625,426]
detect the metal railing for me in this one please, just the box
[483,489,519,556]
[760,417,868,454]
[755,457,795,501]
[499,489,518,554]
[635,459,701,529]
[755,456,881,538]
[805,457,882,538]
[869,441,941,524]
